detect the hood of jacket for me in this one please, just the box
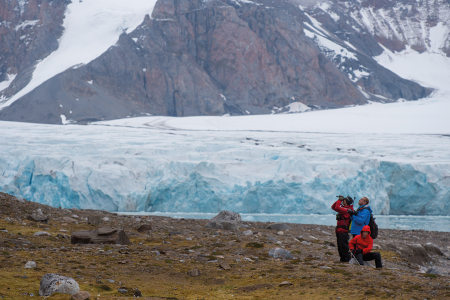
[360,225,371,235]
[358,205,373,214]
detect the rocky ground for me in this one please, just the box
[1,192,450,299]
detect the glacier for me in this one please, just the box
[1,120,449,215]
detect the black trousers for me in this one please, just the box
[336,232,351,262]
[355,251,383,268]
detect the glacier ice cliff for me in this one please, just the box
[1,122,449,215]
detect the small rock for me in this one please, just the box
[169,231,181,236]
[134,289,142,297]
[188,269,201,277]
[220,262,231,270]
[267,237,277,242]
[373,243,382,250]
[71,291,91,300]
[102,217,110,222]
[71,215,79,219]
[301,241,311,246]
[242,230,253,236]
[321,230,332,236]
[56,234,70,239]
[309,235,318,240]
[279,281,292,287]
[425,243,443,256]
[34,231,51,236]
[62,217,78,223]
[0,229,8,233]
[21,275,28,279]
[276,231,284,236]
[118,288,128,294]
[24,261,36,269]
[137,224,152,233]
[207,259,218,263]
[186,237,192,241]
[107,279,115,283]
[268,248,293,260]
[266,223,292,231]
[39,274,80,296]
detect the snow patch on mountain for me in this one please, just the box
[0,0,158,110]
[374,46,450,93]
[14,19,39,31]
[0,74,16,93]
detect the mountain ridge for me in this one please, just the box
[0,0,446,124]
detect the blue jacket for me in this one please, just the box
[349,205,372,235]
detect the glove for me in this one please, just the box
[355,249,362,255]
[347,209,357,216]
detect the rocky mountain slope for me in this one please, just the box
[0,0,446,124]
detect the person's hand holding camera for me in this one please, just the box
[347,209,357,216]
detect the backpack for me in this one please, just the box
[363,207,378,239]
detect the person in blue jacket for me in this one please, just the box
[348,197,373,239]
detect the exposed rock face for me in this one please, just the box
[205,210,241,231]
[71,228,131,245]
[307,0,450,57]
[300,0,442,98]
[0,0,437,124]
[0,0,69,99]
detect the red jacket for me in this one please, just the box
[349,225,373,255]
[331,199,354,233]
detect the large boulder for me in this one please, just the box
[39,274,80,296]
[27,214,49,224]
[71,228,130,245]
[205,211,241,231]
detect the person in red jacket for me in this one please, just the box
[331,196,354,262]
[349,225,383,268]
